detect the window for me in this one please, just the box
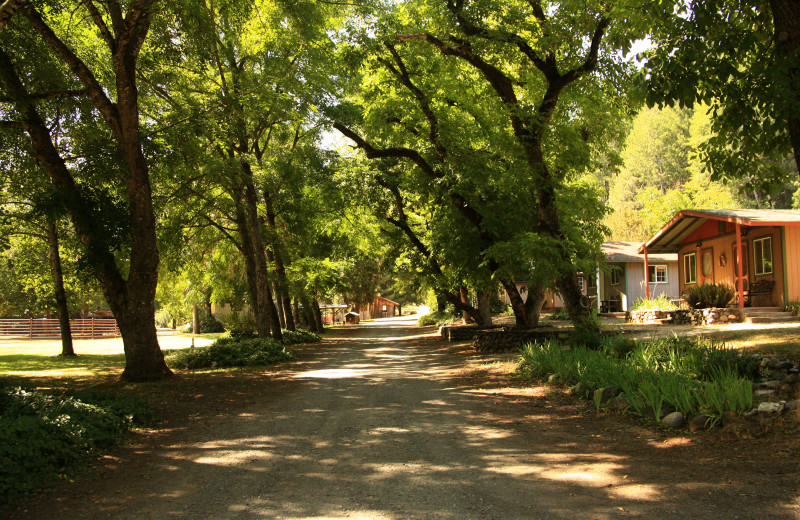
[683,252,697,284]
[577,276,585,291]
[610,266,622,286]
[753,236,773,275]
[701,248,714,284]
[648,265,668,284]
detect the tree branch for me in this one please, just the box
[21,5,121,138]
[83,0,116,52]
[0,0,25,32]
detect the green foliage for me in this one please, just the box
[417,310,457,327]
[683,283,735,309]
[280,329,321,345]
[631,294,679,312]
[785,301,800,317]
[550,309,570,320]
[518,335,757,425]
[165,337,293,370]
[220,312,258,339]
[199,308,225,334]
[0,387,150,504]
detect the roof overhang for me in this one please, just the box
[639,209,800,254]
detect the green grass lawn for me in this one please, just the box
[0,333,222,383]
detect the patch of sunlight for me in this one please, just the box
[612,484,661,501]
[378,333,435,341]
[369,426,411,435]
[648,437,693,448]
[460,424,515,440]
[486,463,543,476]
[539,462,624,486]
[421,399,449,406]
[295,368,370,379]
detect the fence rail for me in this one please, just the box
[0,318,120,340]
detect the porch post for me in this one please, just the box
[643,247,651,299]
[596,266,602,312]
[736,223,745,308]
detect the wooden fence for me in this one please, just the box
[0,318,120,340]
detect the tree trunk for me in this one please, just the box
[116,301,171,382]
[263,190,297,331]
[476,289,493,327]
[460,287,471,324]
[192,304,200,334]
[524,283,547,326]
[292,298,301,329]
[770,0,800,174]
[46,219,74,357]
[312,296,324,332]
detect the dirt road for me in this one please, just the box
[10,317,800,519]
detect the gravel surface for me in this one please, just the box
[8,317,800,519]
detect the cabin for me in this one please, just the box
[639,209,800,308]
[535,242,680,312]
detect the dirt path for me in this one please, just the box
[9,317,800,519]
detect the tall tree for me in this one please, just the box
[642,0,800,183]
[0,2,172,380]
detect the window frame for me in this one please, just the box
[577,276,585,292]
[610,266,622,286]
[683,252,697,285]
[648,264,669,284]
[753,236,773,276]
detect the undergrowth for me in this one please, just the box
[0,384,151,504]
[519,335,757,426]
[166,336,293,370]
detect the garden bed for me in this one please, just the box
[627,308,741,325]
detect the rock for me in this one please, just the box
[789,367,800,375]
[721,410,741,427]
[785,400,799,411]
[765,357,781,369]
[689,414,713,432]
[775,360,794,370]
[755,389,776,397]
[594,386,619,405]
[771,370,787,381]
[570,382,587,398]
[727,314,737,321]
[757,401,786,414]
[719,315,729,323]
[609,395,628,412]
[661,411,685,429]
[761,380,782,389]
[745,408,759,420]
[783,373,798,384]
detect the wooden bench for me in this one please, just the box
[743,279,775,306]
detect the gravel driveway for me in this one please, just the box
[9,316,800,519]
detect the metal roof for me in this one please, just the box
[601,241,677,263]
[639,209,800,254]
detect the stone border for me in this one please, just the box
[627,308,741,326]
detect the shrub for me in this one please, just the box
[165,336,293,370]
[786,301,800,316]
[199,308,225,333]
[683,283,735,309]
[281,329,321,345]
[0,388,150,504]
[155,308,174,328]
[417,310,457,326]
[221,311,257,338]
[631,294,678,312]
[550,308,569,320]
[517,335,756,427]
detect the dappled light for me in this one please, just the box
[6,316,799,519]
